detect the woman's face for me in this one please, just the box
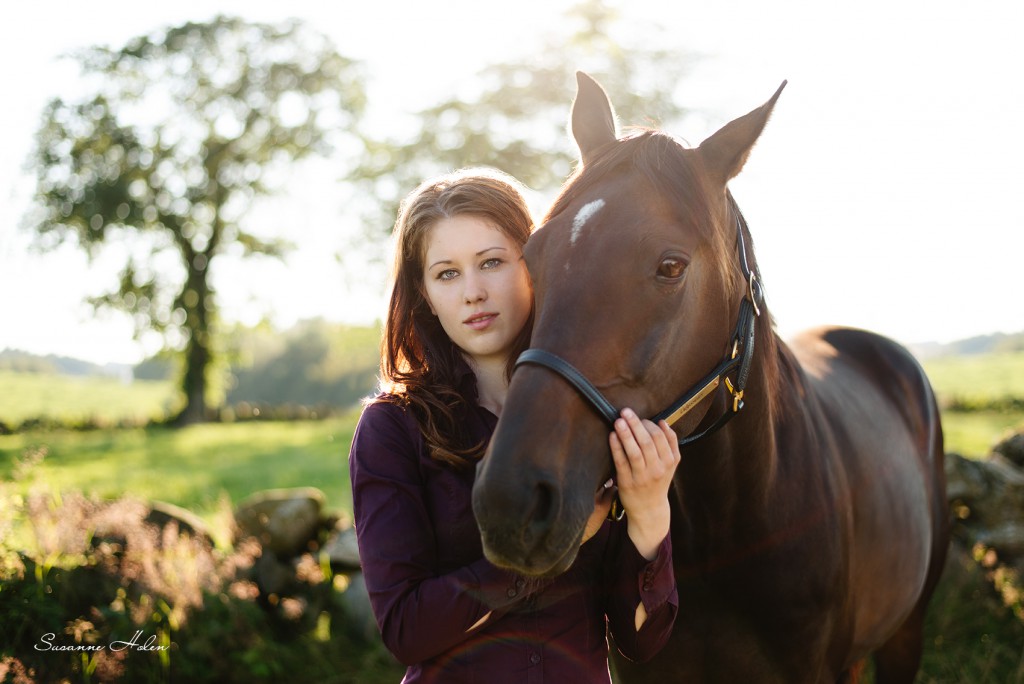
[421,214,532,367]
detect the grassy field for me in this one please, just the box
[0,369,178,425]
[920,350,1024,456]
[922,350,1024,403]
[0,416,358,542]
[941,411,1024,456]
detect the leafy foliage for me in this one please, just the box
[0,486,402,683]
[225,319,379,408]
[349,0,696,233]
[25,16,366,424]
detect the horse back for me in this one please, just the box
[787,326,948,657]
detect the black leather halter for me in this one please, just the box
[515,210,763,450]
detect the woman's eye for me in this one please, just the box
[438,269,458,281]
[657,257,686,280]
[481,258,502,269]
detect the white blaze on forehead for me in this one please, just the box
[569,199,606,246]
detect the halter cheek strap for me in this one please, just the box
[514,211,763,450]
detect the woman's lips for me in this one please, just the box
[464,312,498,330]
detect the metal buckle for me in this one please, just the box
[607,494,626,522]
[724,377,744,413]
[748,273,762,317]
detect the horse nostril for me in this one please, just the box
[524,479,560,544]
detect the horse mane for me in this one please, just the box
[546,130,785,421]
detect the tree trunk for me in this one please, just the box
[175,333,210,425]
[173,260,213,426]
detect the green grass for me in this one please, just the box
[0,415,360,541]
[922,351,1024,402]
[941,411,1024,457]
[914,543,1024,683]
[918,350,1024,457]
[0,369,178,426]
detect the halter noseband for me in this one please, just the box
[515,210,763,450]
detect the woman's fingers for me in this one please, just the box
[609,410,680,558]
[612,409,677,481]
[613,410,645,468]
[609,431,633,488]
[622,409,654,461]
[659,419,682,465]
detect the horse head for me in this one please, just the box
[472,72,786,576]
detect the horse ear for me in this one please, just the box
[571,71,618,166]
[698,81,787,185]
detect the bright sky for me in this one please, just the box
[1,0,1022,365]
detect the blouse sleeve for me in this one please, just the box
[603,521,678,662]
[348,401,549,666]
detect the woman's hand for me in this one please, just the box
[610,408,681,560]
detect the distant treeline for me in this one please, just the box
[134,318,382,410]
[0,349,129,377]
[911,330,1024,360]
[226,319,380,408]
[1,318,383,418]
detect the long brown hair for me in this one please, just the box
[378,169,535,466]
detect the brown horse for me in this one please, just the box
[472,73,949,683]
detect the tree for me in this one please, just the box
[350,0,695,232]
[225,318,380,409]
[27,16,366,424]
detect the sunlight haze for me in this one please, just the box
[1,0,1021,365]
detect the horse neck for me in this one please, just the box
[673,308,783,533]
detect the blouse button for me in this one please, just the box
[507,587,518,598]
[530,653,541,665]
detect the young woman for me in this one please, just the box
[349,169,680,683]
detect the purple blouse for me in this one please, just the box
[349,383,678,683]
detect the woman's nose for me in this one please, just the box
[463,273,486,303]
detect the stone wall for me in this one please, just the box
[945,431,1024,610]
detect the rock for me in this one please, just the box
[975,521,1024,556]
[323,527,361,569]
[946,453,1024,519]
[146,500,214,546]
[946,451,1024,557]
[336,572,378,643]
[945,452,990,503]
[235,488,325,556]
[993,432,1024,469]
[254,550,294,596]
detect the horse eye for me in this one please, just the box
[657,257,686,280]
